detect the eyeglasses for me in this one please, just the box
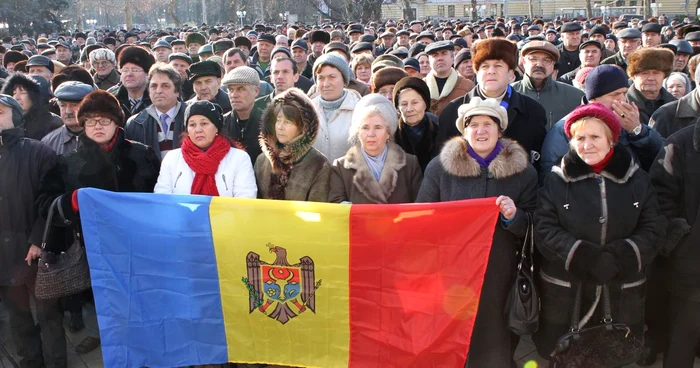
[121,68,144,74]
[526,56,554,66]
[84,118,114,127]
[93,61,113,67]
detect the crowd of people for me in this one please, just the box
[1,13,700,368]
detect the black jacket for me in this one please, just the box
[650,121,700,299]
[557,44,582,76]
[649,89,700,138]
[37,128,160,251]
[108,83,151,121]
[0,128,57,286]
[436,86,547,169]
[0,73,63,140]
[394,113,439,173]
[626,84,676,126]
[186,89,232,115]
[601,51,628,75]
[222,107,264,166]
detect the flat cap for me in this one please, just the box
[521,40,560,62]
[685,31,700,41]
[27,55,54,73]
[212,39,233,54]
[403,57,420,71]
[324,42,349,56]
[258,34,276,45]
[169,52,193,64]
[351,42,373,53]
[618,28,642,39]
[590,26,607,36]
[54,81,95,102]
[380,31,396,39]
[579,39,603,50]
[613,22,627,29]
[670,39,693,54]
[41,48,56,56]
[425,40,454,55]
[527,25,541,31]
[390,47,409,59]
[188,60,221,82]
[561,22,583,33]
[397,30,410,37]
[659,43,678,54]
[153,39,172,50]
[360,34,376,43]
[642,23,663,33]
[416,31,435,41]
[291,39,308,51]
[197,44,213,55]
[221,65,260,86]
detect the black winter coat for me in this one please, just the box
[436,86,547,170]
[393,113,439,173]
[108,83,151,122]
[417,138,538,367]
[222,107,264,167]
[534,145,666,354]
[0,128,57,286]
[626,84,676,126]
[649,121,700,300]
[37,128,160,251]
[649,89,700,138]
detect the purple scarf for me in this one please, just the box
[467,141,503,168]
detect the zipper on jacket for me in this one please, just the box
[222,174,228,191]
[174,172,182,188]
[599,178,608,246]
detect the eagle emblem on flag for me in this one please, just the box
[243,243,321,324]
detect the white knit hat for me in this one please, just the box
[456,97,508,134]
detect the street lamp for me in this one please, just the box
[86,19,97,29]
[0,22,8,30]
[236,11,246,26]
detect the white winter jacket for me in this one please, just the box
[154,147,258,198]
[311,89,362,162]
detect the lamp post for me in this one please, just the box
[236,10,246,26]
[86,19,97,29]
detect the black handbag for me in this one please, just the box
[35,196,92,300]
[505,213,540,335]
[550,284,644,368]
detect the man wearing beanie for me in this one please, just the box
[540,64,664,181]
[437,39,547,170]
[650,63,700,137]
[42,81,95,154]
[109,46,155,120]
[514,41,584,129]
[187,60,232,114]
[0,93,65,368]
[423,40,475,117]
[626,48,676,125]
[221,66,264,165]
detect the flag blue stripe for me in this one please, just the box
[78,189,229,367]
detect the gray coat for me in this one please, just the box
[40,125,81,155]
[416,137,538,368]
[649,88,700,138]
[125,102,186,159]
[626,84,676,126]
[512,74,585,130]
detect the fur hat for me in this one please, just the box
[78,90,125,127]
[371,66,408,93]
[185,32,207,46]
[118,46,155,74]
[393,76,431,110]
[471,39,518,71]
[565,103,622,143]
[3,50,28,69]
[627,48,674,78]
[457,97,508,134]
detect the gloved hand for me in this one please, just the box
[589,251,618,285]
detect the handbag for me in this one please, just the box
[35,195,92,300]
[505,212,540,335]
[549,283,644,368]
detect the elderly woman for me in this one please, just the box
[254,88,331,201]
[533,103,665,359]
[351,53,373,86]
[664,72,692,99]
[155,100,257,198]
[37,90,161,355]
[392,77,439,173]
[371,66,408,100]
[329,94,422,204]
[90,48,119,90]
[416,97,537,367]
[311,53,362,162]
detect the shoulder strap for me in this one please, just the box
[41,196,62,249]
[569,282,584,332]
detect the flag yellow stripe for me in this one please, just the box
[209,198,351,367]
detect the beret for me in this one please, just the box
[642,23,663,33]
[618,28,642,39]
[153,39,172,50]
[169,52,193,64]
[425,40,454,54]
[561,22,583,33]
[54,81,95,102]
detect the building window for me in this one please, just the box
[448,5,455,17]
[438,5,445,16]
[629,0,637,5]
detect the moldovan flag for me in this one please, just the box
[77,188,499,368]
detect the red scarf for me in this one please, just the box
[102,127,122,152]
[181,135,230,196]
[590,147,615,174]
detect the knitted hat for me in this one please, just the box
[392,76,431,110]
[565,103,622,143]
[584,65,629,101]
[221,66,260,86]
[471,39,518,70]
[118,46,155,74]
[0,94,24,128]
[350,94,399,139]
[627,48,674,78]
[456,97,509,134]
[371,66,408,93]
[313,53,351,86]
[184,100,224,131]
[453,48,471,68]
[574,66,595,87]
[78,90,125,127]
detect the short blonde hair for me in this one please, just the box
[567,117,614,149]
[350,53,374,73]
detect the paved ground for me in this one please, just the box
[1,303,697,368]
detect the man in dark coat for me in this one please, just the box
[557,22,584,76]
[186,60,232,114]
[601,28,642,76]
[0,94,66,368]
[649,64,700,138]
[437,39,547,168]
[625,47,677,125]
[650,119,700,367]
[108,46,155,121]
[221,66,263,165]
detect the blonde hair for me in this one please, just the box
[351,53,374,73]
[568,118,613,149]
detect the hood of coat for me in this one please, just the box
[439,137,529,179]
[343,141,407,204]
[0,73,50,115]
[554,143,638,184]
[259,88,320,172]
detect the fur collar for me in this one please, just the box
[425,69,459,101]
[343,141,406,204]
[438,137,529,178]
[553,144,638,184]
[259,88,320,173]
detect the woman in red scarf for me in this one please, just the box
[155,100,257,197]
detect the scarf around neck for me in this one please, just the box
[319,90,347,121]
[361,145,388,181]
[181,134,230,196]
[468,140,503,168]
[425,69,459,101]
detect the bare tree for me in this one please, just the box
[585,0,592,20]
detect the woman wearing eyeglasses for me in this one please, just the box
[36,90,160,355]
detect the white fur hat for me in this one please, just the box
[456,97,508,134]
